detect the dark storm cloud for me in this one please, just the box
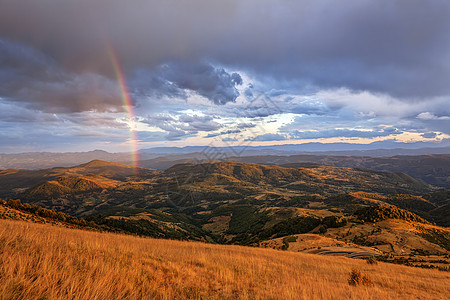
[0,39,123,113]
[0,101,58,123]
[1,0,449,100]
[132,62,242,105]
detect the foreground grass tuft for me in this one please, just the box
[348,269,372,286]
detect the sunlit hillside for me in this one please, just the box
[1,219,448,299]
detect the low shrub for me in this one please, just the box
[348,269,372,286]
[366,256,378,265]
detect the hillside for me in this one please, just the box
[165,162,433,195]
[1,219,449,299]
[25,175,120,197]
[220,154,450,187]
[0,199,214,242]
[1,161,434,219]
[0,160,157,197]
[258,205,450,268]
[0,199,97,229]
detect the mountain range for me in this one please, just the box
[1,143,450,170]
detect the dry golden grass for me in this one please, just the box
[1,219,449,300]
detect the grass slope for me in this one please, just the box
[1,219,449,300]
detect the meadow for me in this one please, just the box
[1,219,449,299]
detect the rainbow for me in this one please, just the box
[107,45,139,175]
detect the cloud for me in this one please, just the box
[0,114,130,153]
[417,112,450,120]
[0,39,241,116]
[290,128,402,139]
[0,39,123,113]
[421,132,437,139]
[1,1,449,100]
[287,98,330,116]
[237,122,257,129]
[413,112,450,135]
[245,133,287,142]
[206,129,241,138]
[1,1,450,152]
[143,113,222,141]
[0,101,58,123]
[222,137,238,142]
[177,114,222,131]
[132,62,242,105]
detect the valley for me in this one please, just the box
[1,159,448,271]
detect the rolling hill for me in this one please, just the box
[25,175,120,197]
[221,154,450,188]
[165,161,433,195]
[0,159,156,197]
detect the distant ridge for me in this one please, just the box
[78,159,133,168]
[140,142,450,155]
[1,142,450,170]
[72,160,156,179]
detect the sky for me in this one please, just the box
[0,0,449,153]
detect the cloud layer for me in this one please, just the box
[0,39,122,113]
[1,0,449,99]
[0,1,449,152]
[132,62,242,105]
